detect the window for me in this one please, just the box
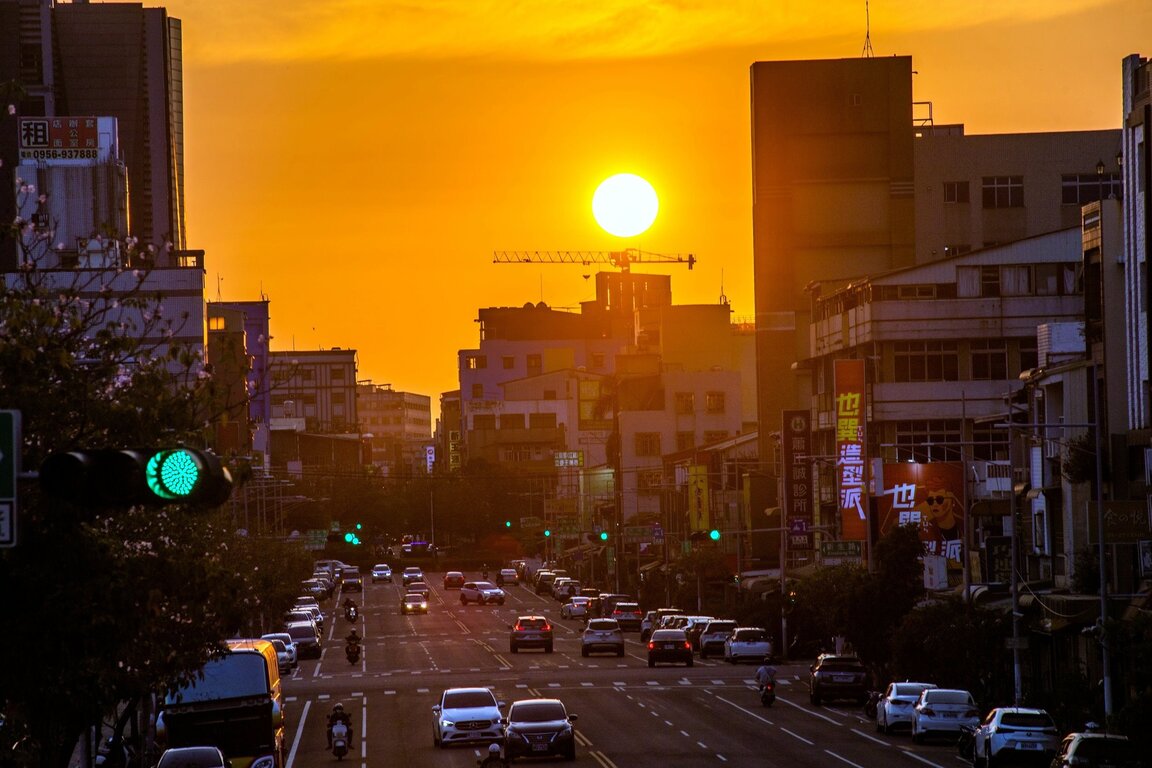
[676,431,695,451]
[674,392,695,415]
[893,420,962,462]
[635,432,662,457]
[703,430,728,445]
[470,383,483,398]
[502,356,515,370]
[943,244,971,257]
[1061,173,1121,205]
[982,176,1024,208]
[1001,265,1032,296]
[971,339,1008,380]
[591,353,606,369]
[943,181,969,203]
[472,414,496,430]
[331,367,345,380]
[894,341,959,382]
[466,355,487,370]
[500,413,525,430]
[331,391,345,404]
[526,354,542,375]
[300,367,314,382]
[705,392,726,414]
[208,316,225,331]
[972,422,1008,461]
[1019,339,1038,373]
[980,265,1001,297]
[529,413,557,429]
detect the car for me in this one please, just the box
[261,631,298,670]
[552,578,581,601]
[291,604,325,629]
[647,628,694,667]
[496,568,519,587]
[431,686,506,748]
[1050,732,1146,768]
[401,592,429,614]
[341,575,363,593]
[641,608,685,641]
[294,595,320,610]
[723,626,772,663]
[442,570,465,589]
[560,596,591,620]
[698,619,739,658]
[599,593,634,616]
[402,566,425,586]
[283,609,318,631]
[461,581,506,605]
[534,571,558,595]
[875,681,937,733]
[155,746,231,768]
[407,581,431,599]
[261,637,293,674]
[371,563,393,583]
[510,616,554,653]
[911,688,980,743]
[809,654,869,706]
[581,618,625,657]
[502,698,578,762]
[683,615,716,651]
[971,707,1060,767]
[301,578,328,599]
[610,601,644,631]
[284,620,321,659]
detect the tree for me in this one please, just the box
[0,255,304,768]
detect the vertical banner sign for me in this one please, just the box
[781,410,813,548]
[834,360,868,541]
[875,462,966,575]
[1,410,21,548]
[687,465,709,531]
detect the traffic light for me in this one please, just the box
[40,447,233,507]
[505,520,512,528]
[543,529,551,538]
[709,529,721,541]
[344,531,361,546]
[599,530,609,541]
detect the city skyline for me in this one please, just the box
[167,0,1149,404]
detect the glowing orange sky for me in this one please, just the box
[165,0,1150,413]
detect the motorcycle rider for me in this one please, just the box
[342,596,358,617]
[477,742,505,768]
[481,563,489,580]
[754,655,777,693]
[326,702,353,749]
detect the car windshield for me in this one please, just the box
[1074,739,1138,761]
[587,620,619,631]
[927,691,972,705]
[166,654,268,703]
[510,702,566,722]
[820,662,864,672]
[474,581,497,589]
[706,622,737,633]
[157,748,224,768]
[443,690,496,709]
[652,630,685,640]
[1000,712,1056,728]
[735,630,766,641]
[614,603,639,612]
[517,618,547,629]
[894,684,933,697]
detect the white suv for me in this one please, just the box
[972,707,1059,767]
[431,687,505,748]
[460,581,506,605]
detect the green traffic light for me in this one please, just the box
[505,520,512,528]
[544,529,551,537]
[146,448,202,499]
[355,522,363,530]
[709,529,721,541]
[599,531,608,541]
[344,532,354,543]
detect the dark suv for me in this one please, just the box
[509,615,554,653]
[809,654,869,706]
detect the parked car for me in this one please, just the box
[971,707,1060,767]
[401,592,429,615]
[581,618,625,657]
[291,604,325,630]
[443,571,465,589]
[509,616,554,653]
[496,568,519,587]
[809,654,869,706]
[402,566,425,586]
[1050,732,1146,768]
[560,596,591,620]
[723,627,772,664]
[284,620,321,659]
[371,563,393,583]
[911,688,980,743]
[155,747,231,768]
[262,638,293,674]
[876,682,937,733]
[698,619,739,658]
[647,628,694,667]
[432,687,506,748]
[260,632,298,670]
[461,581,506,605]
[502,698,577,762]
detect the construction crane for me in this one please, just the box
[493,248,695,273]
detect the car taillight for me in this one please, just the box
[647,641,656,650]
[543,624,552,631]
[683,641,692,650]
[513,624,523,631]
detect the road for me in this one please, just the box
[282,570,970,768]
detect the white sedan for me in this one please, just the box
[723,627,772,663]
[876,681,937,733]
[560,596,591,619]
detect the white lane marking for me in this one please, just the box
[851,727,888,745]
[901,750,949,768]
[825,749,868,768]
[781,728,814,745]
[284,698,310,768]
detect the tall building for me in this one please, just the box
[357,382,432,475]
[0,0,186,270]
[1121,54,1151,430]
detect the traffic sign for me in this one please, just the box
[1,410,22,548]
[653,524,664,543]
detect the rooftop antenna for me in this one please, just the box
[718,268,729,306]
[862,0,874,58]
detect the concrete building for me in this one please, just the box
[0,0,187,269]
[357,382,432,475]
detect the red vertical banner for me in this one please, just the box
[834,359,868,542]
[781,410,813,549]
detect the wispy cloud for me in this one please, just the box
[165,0,1120,64]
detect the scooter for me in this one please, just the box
[344,605,358,622]
[331,722,349,761]
[345,643,361,664]
[864,690,881,719]
[759,681,776,707]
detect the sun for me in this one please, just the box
[592,173,659,238]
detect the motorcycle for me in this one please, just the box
[95,736,137,768]
[345,642,361,664]
[759,681,776,707]
[864,690,881,719]
[331,721,349,761]
[344,605,358,622]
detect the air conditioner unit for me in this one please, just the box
[985,460,1012,493]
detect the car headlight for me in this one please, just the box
[441,719,455,729]
[251,756,276,768]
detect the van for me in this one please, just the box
[157,639,286,768]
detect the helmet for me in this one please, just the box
[764,654,774,662]
[488,744,501,755]
[333,703,344,712]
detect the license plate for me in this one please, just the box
[1019,743,1041,750]
[467,732,483,740]
[943,712,957,718]
[834,675,854,682]
[532,744,548,752]
[662,642,678,649]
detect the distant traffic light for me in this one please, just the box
[505,520,512,528]
[40,447,233,507]
[599,530,609,541]
[544,529,551,537]
[344,532,361,546]
[709,529,721,541]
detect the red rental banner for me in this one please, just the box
[834,359,867,542]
